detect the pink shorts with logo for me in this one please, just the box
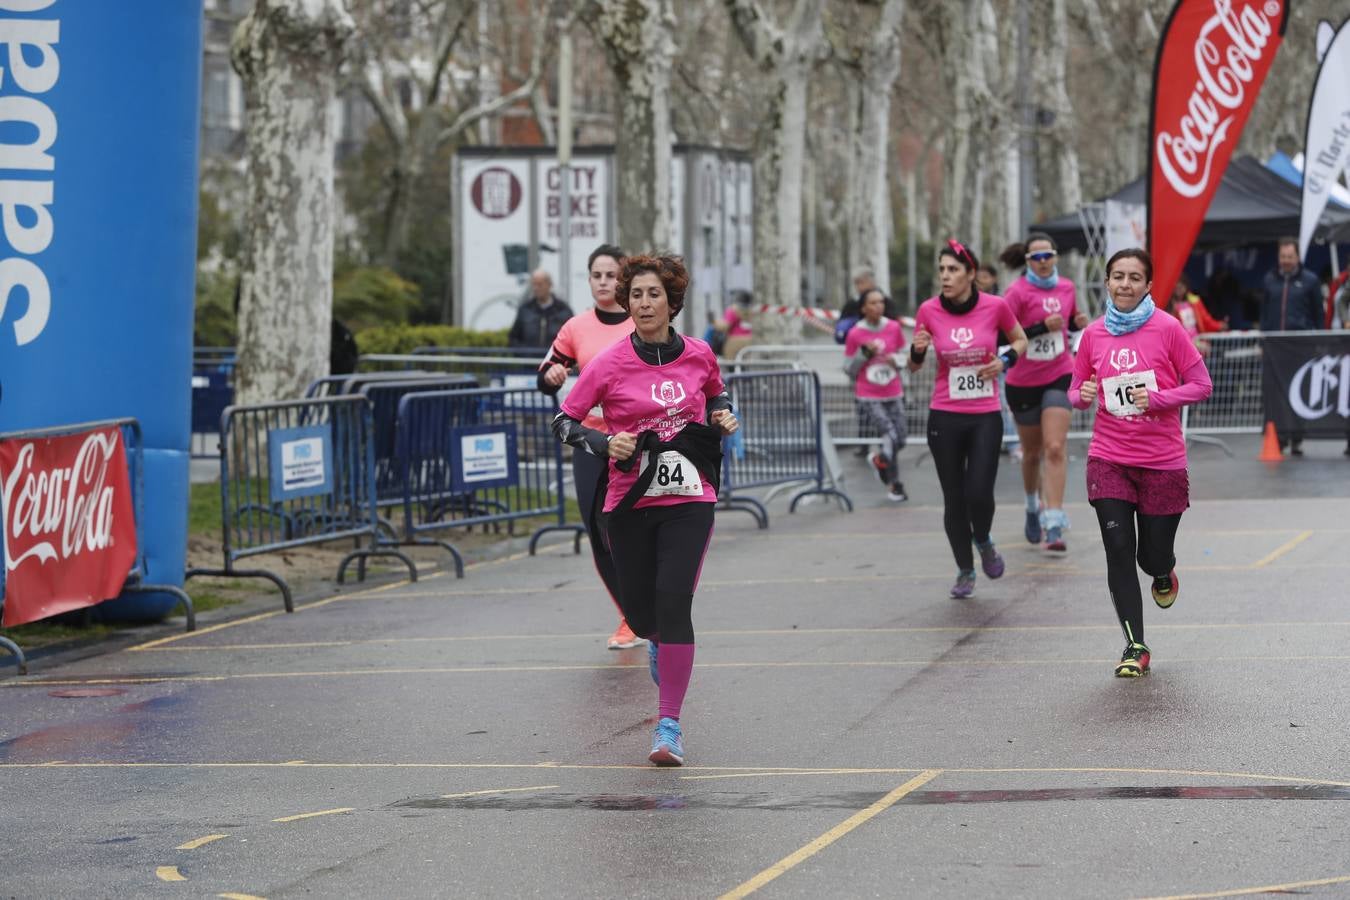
[1086,457,1190,516]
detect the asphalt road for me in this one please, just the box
[3,434,1349,899]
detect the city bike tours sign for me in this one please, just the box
[0,425,137,626]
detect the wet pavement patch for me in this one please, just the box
[48,688,127,698]
[393,784,1350,813]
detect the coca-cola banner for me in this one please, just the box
[1148,0,1290,303]
[1261,334,1350,440]
[0,426,138,627]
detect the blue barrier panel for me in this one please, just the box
[0,2,202,622]
[185,396,417,609]
[191,367,234,460]
[393,386,583,575]
[720,369,853,526]
[0,418,197,674]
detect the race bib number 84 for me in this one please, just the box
[948,365,994,400]
[643,450,703,498]
[1102,370,1158,417]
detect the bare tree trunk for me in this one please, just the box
[933,0,991,242]
[588,0,676,251]
[846,0,905,297]
[1032,0,1082,221]
[233,0,353,406]
[726,0,826,343]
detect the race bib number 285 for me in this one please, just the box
[948,365,994,400]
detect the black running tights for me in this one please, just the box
[927,409,1004,572]
[605,502,714,644]
[573,449,623,610]
[1092,498,1183,645]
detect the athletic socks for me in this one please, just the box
[1026,493,1039,514]
[656,643,695,721]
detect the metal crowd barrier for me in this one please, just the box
[721,369,853,527]
[390,386,582,574]
[185,395,417,610]
[191,348,236,459]
[1184,331,1264,437]
[0,418,196,675]
[411,345,544,358]
[357,353,541,388]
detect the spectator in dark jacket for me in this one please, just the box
[1260,238,1324,333]
[509,269,574,348]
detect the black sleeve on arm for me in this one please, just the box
[536,349,576,395]
[1069,316,1084,333]
[705,390,733,416]
[1023,321,1049,338]
[551,410,609,457]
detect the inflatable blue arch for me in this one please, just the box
[0,1,201,620]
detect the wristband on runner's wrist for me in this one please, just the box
[999,348,1018,368]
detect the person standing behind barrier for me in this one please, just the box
[1070,248,1212,678]
[510,269,574,349]
[998,233,1088,553]
[537,245,640,651]
[1259,238,1324,456]
[553,253,738,767]
[909,239,1027,599]
[845,288,908,502]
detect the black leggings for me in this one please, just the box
[572,449,623,610]
[605,502,715,644]
[927,409,1004,572]
[1092,498,1182,645]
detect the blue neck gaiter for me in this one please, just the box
[1104,294,1156,336]
[1026,268,1059,290]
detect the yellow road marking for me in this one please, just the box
[128,620,1350,652]
[5,762,1350,788]
[1133,873,1350,900]
[718,769,943,899]
[271,807,353,823]
[155,865,187,882]
[218,894,268,900]
[682,769,913,782]
[176,834,228,850]
[440,784,558,799]
[1251,530,1314,568]
[20,652,1350,688]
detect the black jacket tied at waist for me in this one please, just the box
[612,421,724,515]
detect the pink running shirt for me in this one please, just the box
[1003,276,1079,388]
[561,336,725,512]
[724,307,752,337]
[845,319,906,399]
[914,293,1019,415]
[543,309,635,431]
[1069,313,1211,470]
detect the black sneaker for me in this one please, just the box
[868,451,890,484]
[887,482,907,502]
[1151,570,1178,609]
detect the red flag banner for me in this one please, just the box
[1,426,138,627]
[1148,0,1291,302]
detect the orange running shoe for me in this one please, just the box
[607,621,646,650]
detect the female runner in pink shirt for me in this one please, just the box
[844,288,908,501]
[909,240,1028,598]
[1070,248,1212,677]
[553,254,738,766]
[999,233,1089,552]
[537,245,640,651]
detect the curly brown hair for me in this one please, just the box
[615,254,689,319]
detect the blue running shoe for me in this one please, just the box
[649,717,684,766]
[977,541,1005,579]
[1044,525,1066,552]
[1024,509,1041,544]
[950,570,976,599]
[648,640,660,685]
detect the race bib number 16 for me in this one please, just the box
[1101,370,1158,417]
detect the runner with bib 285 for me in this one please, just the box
[909,239,1028,599]
[1070,248,1212,678]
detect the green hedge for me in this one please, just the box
[355,324,510,355]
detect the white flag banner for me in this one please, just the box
[1299,18,1350,261]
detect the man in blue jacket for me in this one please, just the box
[1260,238,1325,455]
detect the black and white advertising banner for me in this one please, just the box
[1298,17,1350,260]
[1262,334,1350,438]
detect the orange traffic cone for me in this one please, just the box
[1258,422,1283,462]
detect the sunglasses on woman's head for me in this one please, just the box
[1026,251,1057,262]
